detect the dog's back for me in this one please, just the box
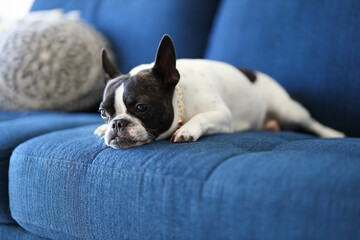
[175,59,267,131]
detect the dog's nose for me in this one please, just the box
[112,118,130,131]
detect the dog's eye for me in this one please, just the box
[99,109,107,118]
[136,104,149,113]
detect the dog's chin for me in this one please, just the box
[108,137,152,149]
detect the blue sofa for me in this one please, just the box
[1,0,360,239]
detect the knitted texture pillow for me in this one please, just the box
[0,10,113,111]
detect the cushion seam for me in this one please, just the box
[11,153,231,185]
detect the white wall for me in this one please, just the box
[0,0,34,20]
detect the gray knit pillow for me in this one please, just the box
[0,10,114,112]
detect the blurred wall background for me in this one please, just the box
[0,0,34,32]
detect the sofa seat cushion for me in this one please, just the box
[9,125,360,240]
[0,224,47,240]
[0,112,102,224]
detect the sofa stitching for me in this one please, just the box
[204,153,247,181]
[12,153,223,184]
[11,149,356,187]
[11,151,310,187]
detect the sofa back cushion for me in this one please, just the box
[206,0,360,137]
[31,0,219,73]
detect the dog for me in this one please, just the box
[94,34,345,149]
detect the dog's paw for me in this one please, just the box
[94,124,107,136]
[263,119,281,132]
[170,127,202,143]
[170,130,195,143]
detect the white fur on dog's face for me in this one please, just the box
[103,83,151,149]
[114,84,127,116]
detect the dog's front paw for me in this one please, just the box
[170,127,201,143]
[170,130,195,143]
[94,124,107,136]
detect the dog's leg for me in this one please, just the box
[255,74,345,138]
[268,97,345,138]
[171,110,233,143]
[94,124,107,136]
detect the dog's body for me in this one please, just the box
[95,35,344,149]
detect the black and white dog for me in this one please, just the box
[94,35,344,149]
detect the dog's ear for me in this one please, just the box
[152,35,180,86]
[101,49,120,82]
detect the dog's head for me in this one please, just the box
[99,35,180,149]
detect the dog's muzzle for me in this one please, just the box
[105,117,151,149]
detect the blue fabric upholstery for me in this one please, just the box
[31,0,220,73]
[9,125,360,240]
[206,0,360,137]
[0,112,102,224]
[2,0,359,239]
[0,111,42,122]
[0,224,46,240]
